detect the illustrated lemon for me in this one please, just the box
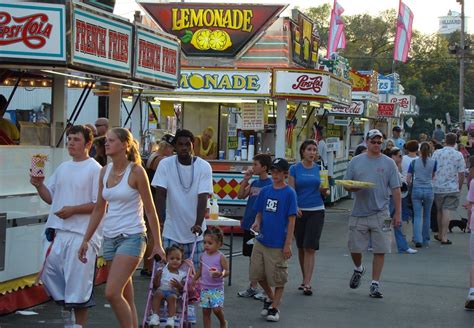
[188,74,205,89]
[190,29,211,50]
[209,30,232,51]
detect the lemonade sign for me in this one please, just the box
[139,3,286,57]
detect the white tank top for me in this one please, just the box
[102,163,146,238]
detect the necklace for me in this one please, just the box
[176,156,194,192]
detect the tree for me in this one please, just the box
[303,5,473,135]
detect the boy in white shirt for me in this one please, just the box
[30,125,102,327]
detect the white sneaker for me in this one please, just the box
[465,292,474,310]
[148,313,160,326]
[405,248,418,254]
[165,316,175,327]
[254,291,266,301]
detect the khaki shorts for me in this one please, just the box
[249,240,288,287]
[348,213,391,254]
[434,192,460,210]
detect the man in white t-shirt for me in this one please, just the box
[30,125,102,327]
[152,129,213,267]
[432,133,466,244]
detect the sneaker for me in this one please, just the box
[254,291,266,301]
[165,316,175,328]
[148,313,160,326]
[260,298,273,316]
[238,287,258,298]
[369,283,383,298]
[465,292,474,310]
[404,248,418,254]
[266,307,280,322]
[349,267,365,289]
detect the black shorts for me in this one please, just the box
[242,229,254,257]
[294,210,325,250]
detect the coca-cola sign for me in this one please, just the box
[329,101,364,116]
[273,69,330,99]
[0,2,65,61]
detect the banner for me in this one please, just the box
[134,25,180,88]
[394,1,414,63]
[0,3,65,62]
[72,3,133,76]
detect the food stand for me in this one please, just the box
[0,1,180,314]
[139,4,353,211]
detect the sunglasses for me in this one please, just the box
[370,141,382,145]
[95,124,106,127]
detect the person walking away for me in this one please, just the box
[288,140,327,295]
[152,129,214,267]
[389,148,417,254]
[432,124,445,144]
[432,133,466,245]
[250,158,297,322]
[464,179,474,309]
[30,125,102,327]
[193,227,229,328]
[78,128,165,328]
[407,142,437,248]
[236,154,272,299]
[343,129,401,298]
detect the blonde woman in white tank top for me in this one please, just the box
[79,128,165,328]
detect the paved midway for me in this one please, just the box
[1,198,474,327]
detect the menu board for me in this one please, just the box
[241,103,264,130]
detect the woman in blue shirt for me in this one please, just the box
[407,142,437,248]
[288,139,327,296]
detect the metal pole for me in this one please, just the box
[459,0,465,127]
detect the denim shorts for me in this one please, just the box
[103,232,147,261]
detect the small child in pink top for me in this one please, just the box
[193,227,229,328]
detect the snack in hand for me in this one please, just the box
[30,154,48,177]
[335,179,375,189]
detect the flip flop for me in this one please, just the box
[441,240,452,245]
[434,234,441,242]
[298,283,305,290]
[303,286,313,296]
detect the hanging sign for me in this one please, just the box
[0,2,66,62]
[241,103,264,130]
[272,69,330,99]
[71,2,133,77]
[290,10,319,69]
[328,101,364,116]
[139,3,285,57]
[378,103,396,117]
[388,95,416,114]
[134,24,180,88]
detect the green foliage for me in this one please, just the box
[303,5,473,135]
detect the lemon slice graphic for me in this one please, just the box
[209,30,232,51]
[190,29,212,50]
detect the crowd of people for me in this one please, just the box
[29,122,474,328]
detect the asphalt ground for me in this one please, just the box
[1,196,474,328]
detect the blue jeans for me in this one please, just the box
[390,197,412,253]
[412,186,434,245]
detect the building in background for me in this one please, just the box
[438,10,470,35]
